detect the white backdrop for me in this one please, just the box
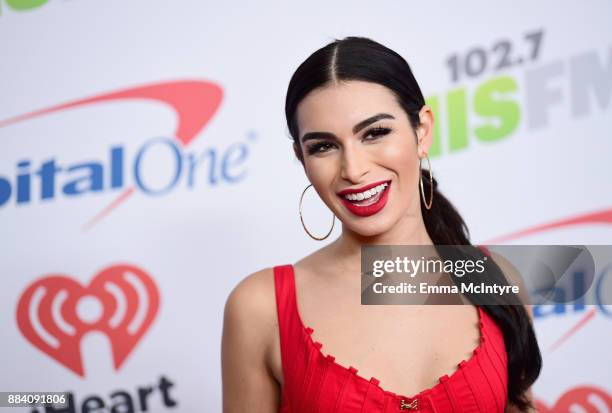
[1,0,611,411]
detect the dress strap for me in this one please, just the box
[273,264,302,367]
[273,264,297,326]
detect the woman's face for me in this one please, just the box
[294,80,434,237]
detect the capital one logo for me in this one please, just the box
[16,264,160,377]
[484,207,612,352]
[0,80,255,230]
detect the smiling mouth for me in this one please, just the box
[341,182,389,206]
[336,180,392,217]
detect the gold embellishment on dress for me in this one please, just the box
[400,398,418,410]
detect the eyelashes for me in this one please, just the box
[306,141,335,155]
[305,126,392,156]
[365,126,393,139]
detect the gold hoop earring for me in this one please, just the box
[299,184,335,241]
[419,153,433,210]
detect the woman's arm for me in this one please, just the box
[221,268,280,413]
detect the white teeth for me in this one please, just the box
[343,182,389,201]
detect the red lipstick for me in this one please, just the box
[337,180,391,217]
[337,180,389,196]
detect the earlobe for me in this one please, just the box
[416,128,431,158]
[416,106,434,157]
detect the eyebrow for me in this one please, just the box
[300,113,395,143]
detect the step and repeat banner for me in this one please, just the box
[1,0,610,411]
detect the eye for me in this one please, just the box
[363,126,392,140]
[306,141,336,155]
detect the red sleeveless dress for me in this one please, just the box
[273,264,508,412]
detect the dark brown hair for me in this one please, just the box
[285,36,542,411]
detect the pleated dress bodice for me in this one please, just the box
[273,264,508,413]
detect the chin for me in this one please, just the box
[344,215,396,238]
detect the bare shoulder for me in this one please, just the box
[223,267,278,342]
[487,250,532,313]
[487,251,518,279]
[222,267,280,411]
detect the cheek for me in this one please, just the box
[304,158,336,190]
[378,139,419,184]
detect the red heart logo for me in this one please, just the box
[16,264,160,377]
[535,386,612,412]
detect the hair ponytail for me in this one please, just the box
[420,171,542,411]
[420,171,470,245]
[285,35,542,412]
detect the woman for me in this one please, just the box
[222,36,541,412]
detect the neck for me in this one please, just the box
[328,207,434,267]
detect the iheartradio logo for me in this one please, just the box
[16,264,160,377]
[535,385,612,412]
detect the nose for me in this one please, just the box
[340,142,369,183]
